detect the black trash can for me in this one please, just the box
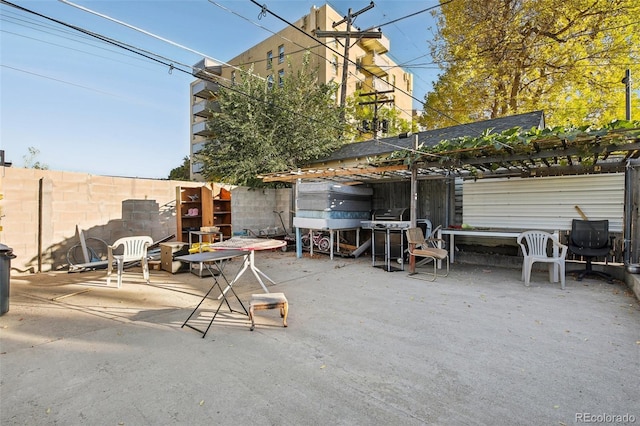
[0,243,16,316]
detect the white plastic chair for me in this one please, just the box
[517,231,567,289]
[107,236,153,288]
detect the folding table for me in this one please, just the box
[176,250,249,338]
[209,237,286,293]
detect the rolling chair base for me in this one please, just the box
[568,262,614,283]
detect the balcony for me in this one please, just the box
[192,141,206,155]
[192,58,222,78]
[192,80,220,99]
[192,99,221,118]
[358,33,390,55]
[360,76,393,93]
[360,52,391,78]
[192,120,214,137]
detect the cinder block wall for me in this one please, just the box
[0,167,292,273]
[231,187,292,236]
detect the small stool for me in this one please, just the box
[249,293,288,331]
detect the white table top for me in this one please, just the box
[210,237,286,251]
[175,250,247,263]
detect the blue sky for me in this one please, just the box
[1,0,441,178]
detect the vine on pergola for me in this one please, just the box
[382,120,640,178]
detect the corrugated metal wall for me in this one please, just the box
[462,173,625,232]
[367,173,630,263]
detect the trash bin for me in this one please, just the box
[0,243,16,316]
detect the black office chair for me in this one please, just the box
[568,219,614,283]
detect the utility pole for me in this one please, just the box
[316,1,378,121]
[359,89,394,138]
[622,69,631,120]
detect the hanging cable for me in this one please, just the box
[57,0,263,81]
[208,1,369,97]
[247,1,487,136]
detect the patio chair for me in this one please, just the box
[517,231,567,289]
[107,236,153,288]
[405,226,449,281]
[567,219,614,283]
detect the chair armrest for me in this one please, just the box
[107,241,124,266]
[426,238,446,248]
[552,240,568,259]
[107,241,124,252]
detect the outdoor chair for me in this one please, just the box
[405,226,449,281]
[107,236,153,288]
[567,219,614,283]
[517,230,567,289]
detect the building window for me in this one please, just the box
[266,50,273,69]
[267,74,274,89]
[278,69,285,87]
[278,45,285,63]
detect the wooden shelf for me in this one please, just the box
[176,184,232,242]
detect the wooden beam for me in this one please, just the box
[261,164,408,182]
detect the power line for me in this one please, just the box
[207,1,420,127]
[372,0,455,31]
[53,0,452,129]
[1,0,351,135]
[57,0,262,81]
[1,29,158,71]
[1,64,127,97]
[207,0,369,91]
[248,1,483,135]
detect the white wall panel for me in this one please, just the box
[462,174,624,232]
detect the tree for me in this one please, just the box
[422,0,639,128]
[198,54,345,187]
[23,146,48,170]
[168,156,191,181]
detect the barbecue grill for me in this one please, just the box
[361,208,411,272]
[372,208,410,221]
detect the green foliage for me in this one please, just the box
[423,0,639,129]
[198,54,345,187]
[168,156,191,181]
[386,120,640,165]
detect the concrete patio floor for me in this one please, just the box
[1,251,639,425]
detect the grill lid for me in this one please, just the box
[372,208,409,221]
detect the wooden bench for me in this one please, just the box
[249,293,288,331]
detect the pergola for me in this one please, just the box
[260,127,640,183]
[261,126,640,270]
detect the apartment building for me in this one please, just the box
[189,3,414,180]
